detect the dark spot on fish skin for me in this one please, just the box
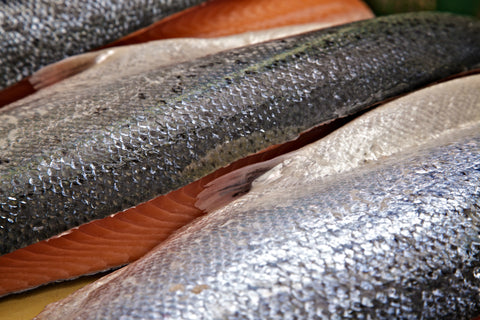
[264,61,280,70]
[244,70,256,75]
[158,99,167,105]
[292,51,308,59]
[93,107,108,115]
[25,191,35,199]
[198,62,215,69]
[138,92,146,99]
[224,77,232,84]
[171,85,183,94]
[324,39,335,46]
[235,59,247,65]
[0,158,10,165]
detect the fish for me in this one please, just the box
[0,0,374,108]
[34,74,480,319]
[197,72,480,211]
[0,0,206,90]
[101,0,374,48]
[3,73,480,304]
[1,12,479,294]
[0,24,352,297]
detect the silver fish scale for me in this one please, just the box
[49,127,480,320]
[0,0,204,89]
[1,12,480,254]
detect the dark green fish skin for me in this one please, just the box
[0,0,205,90]
[0,12,479,255]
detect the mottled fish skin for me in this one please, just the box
[1,12,479,255]
[28,22,337,92]
[35,120,480,320]
[0,0,205,90]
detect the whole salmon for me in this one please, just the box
[0,12,479,256]
[0,0,205,90]
[35,79,480,319]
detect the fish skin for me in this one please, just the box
[34,113,480,319]
[0,0,374,108]
[28,23,343,92]
[197,73,480,211]
[1,12,479,255]
[0,0,205,90]
[5,74,480,301]
[0,24,346,297]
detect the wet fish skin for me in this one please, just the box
[0,0,205,90]
[35,124,480,319]
[0,25,347,298]
[0,0,374,108]
[197,73,480,211]
[1,12,480,255]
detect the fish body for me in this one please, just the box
[0,0,205,90]
[198,73,480,210]
[10,72,480,312]
[102,0,373,48]
[1,12,479,256]
[35,86,480,319]
[0,0,374,108]
[0,24,351,297]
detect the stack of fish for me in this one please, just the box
[0,0,479,319]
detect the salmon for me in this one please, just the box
[101,0,374,48]
[0,0,206,91]
[0,12,479,297]
[0,0,373,108]
[35,74,480,319]
[0,25,356,298]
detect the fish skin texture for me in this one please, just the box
[0,0,205,90]
[4,74,480,301]
[0,0,374,108]
[1,12,479,255]
[0,25,354,297]
[197,73,480,211]
[34,115,480,320]
[28,23,345,92]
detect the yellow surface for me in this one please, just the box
[0,276,102,320]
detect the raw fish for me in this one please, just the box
[36,75,480,319]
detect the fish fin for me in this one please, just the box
[29,50,115,90]
[196,156,286,212]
